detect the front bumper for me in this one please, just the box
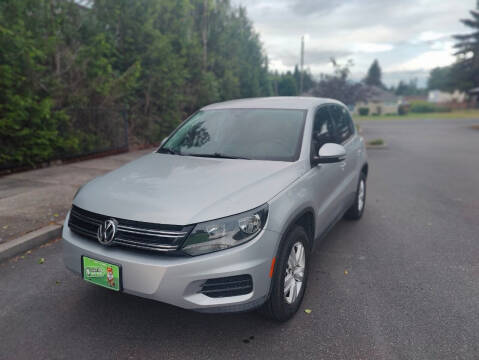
[62,214,279,312]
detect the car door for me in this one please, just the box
[307,105,346,236]
[328,105,360,211]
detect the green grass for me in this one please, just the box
[354,109,479,121]
[367,138,385,146]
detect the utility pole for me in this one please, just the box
[300,35,305,94]
[202,0,208,72]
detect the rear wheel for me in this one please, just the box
[259,226,310,322]
[344,172,366,220]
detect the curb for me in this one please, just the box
[0,223,63,263]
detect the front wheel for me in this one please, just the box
[258,226,310,322]
[344,172,366,220]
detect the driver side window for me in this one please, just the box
[312,106,335,157]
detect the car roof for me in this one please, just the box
[201,96,343,111]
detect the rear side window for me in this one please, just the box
[312,107,335,155]
[329,105,354,143]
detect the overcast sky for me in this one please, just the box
[232,0,474,87]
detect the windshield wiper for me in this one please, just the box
[186,152,250,160]
[157,147,182,155]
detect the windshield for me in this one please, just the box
[160,109,306,162]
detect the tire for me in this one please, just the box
[258,226,310,322]
[344,172,367,220]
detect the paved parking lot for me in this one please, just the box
[1,118,478,359]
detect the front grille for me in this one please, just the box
[200,275,253,298]
[68,205,193,253]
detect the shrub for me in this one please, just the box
[434,105,451,113]
[409,101,451,113]
[398,104,408,115]
[358,107,369,116]
[0,96,78,168]
[367,138,384,146]
[409,101,436,113]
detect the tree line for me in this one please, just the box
[0,0,313,168]
[3,1,475,169]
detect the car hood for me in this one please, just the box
[73,153,307,225]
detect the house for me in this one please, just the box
[428,90,466,104]
[354,86,400,116]
[468,87,479,108]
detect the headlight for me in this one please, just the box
[181,204,269,256]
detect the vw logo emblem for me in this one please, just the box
[97,219,117,246]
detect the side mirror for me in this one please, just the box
[313,143,346,164]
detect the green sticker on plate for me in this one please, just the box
[82,256,120,291]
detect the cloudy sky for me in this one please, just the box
[232,0,474,87]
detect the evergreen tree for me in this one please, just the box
[301,70,315,93]
[293,65,301,91]
[395,78,425,96]
[292,65,314,94]
[452,7,479,90]
[364,59,384,88]
[277,72,297,96]
[428,67,454,91]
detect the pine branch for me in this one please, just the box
[469,10,479,21]
[454,33,479,41]
[454,47,474,56]
[461,18,479,29]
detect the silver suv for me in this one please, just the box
[63,97,368,321]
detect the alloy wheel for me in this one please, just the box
[358,179,365,212]
[284,242,306,304]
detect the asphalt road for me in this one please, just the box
[1,118,479,360]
